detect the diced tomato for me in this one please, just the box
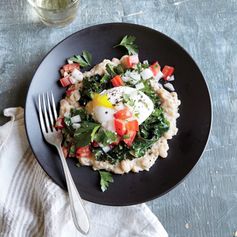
[76,146,91,158]
[62,63,80,73]
[55,117,64,129]
[150,62,161,76]
[114,119,127,136]
[62,146,68,158]
[162,65,174,80]
[114,107,133,120]
[126,120,139,132]
[123,131,137,147]
[66,89,76,96]
[111,75,124,87]
[60,76,71,87]
[121,55,139,68]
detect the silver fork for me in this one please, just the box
[38,92,90,235]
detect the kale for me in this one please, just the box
[130,108,170,157]
[70,107,93,121]
[130,138,154,157]
[94,129,117,146]
[79,74,113,105]
[139,108,170,140]
[62,117,74,135]
[141,80,161,107]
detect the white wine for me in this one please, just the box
[36,0,73,10]
[28,0,79,27]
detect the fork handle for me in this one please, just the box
[57,146,90,235]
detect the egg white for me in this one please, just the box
[97,86,154,125]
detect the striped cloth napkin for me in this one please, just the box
[0,107,168,237]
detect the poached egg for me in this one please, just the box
[88,86,154,132]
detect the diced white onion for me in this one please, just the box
[102,146,111,153]
[143,60,149,65]
[112,58,120,65]
[150,79,163,90]
[140,68,153,80]
[71,68,83,82]
[67,59,73,64]
[69,76,77,84]
[167,75,175,81]
[64,112,70,117]
[135,82,145,90]
[63,71,69,77]
[164,83,175,92]
[71,115,81,123]
[129,71,141,81]
[114,102,125,111]
[122,76,130,82]
[155,71,163,81]
[122,70,141,84]
[72,123,81,129]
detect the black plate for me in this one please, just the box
[25,23,211,206]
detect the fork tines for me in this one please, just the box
[38,92,58,134]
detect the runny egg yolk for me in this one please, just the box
[85,93,116,132]
[92,93,114,108]
[85,93,114,115]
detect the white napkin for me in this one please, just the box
[0,107,168,237]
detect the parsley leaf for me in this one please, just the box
[82,51,92,66]
[74,122,100,147]
[99,171,114,192]
[94,129,117,146]
[114,35,138,55]
[69,50,92,68]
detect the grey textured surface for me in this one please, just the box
[0,0,236,236]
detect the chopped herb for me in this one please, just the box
[100,74,110,83]
[76,162,81,168]
[91,125,101,142]
[123,134,130,139]
[74,122,100,147]
[131,138,154,157]
[69,50,92,68]
[141,80,161,107]
[105,64,116,77]
[139,108,170,140]
[114,35,138,55]
[69,145,75,156]
[99,171,114,192]
[71,107,92,121]
[63,117,74,135]
[123,94,135,106]
[136,62,149,73]
[94,129,117,146]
